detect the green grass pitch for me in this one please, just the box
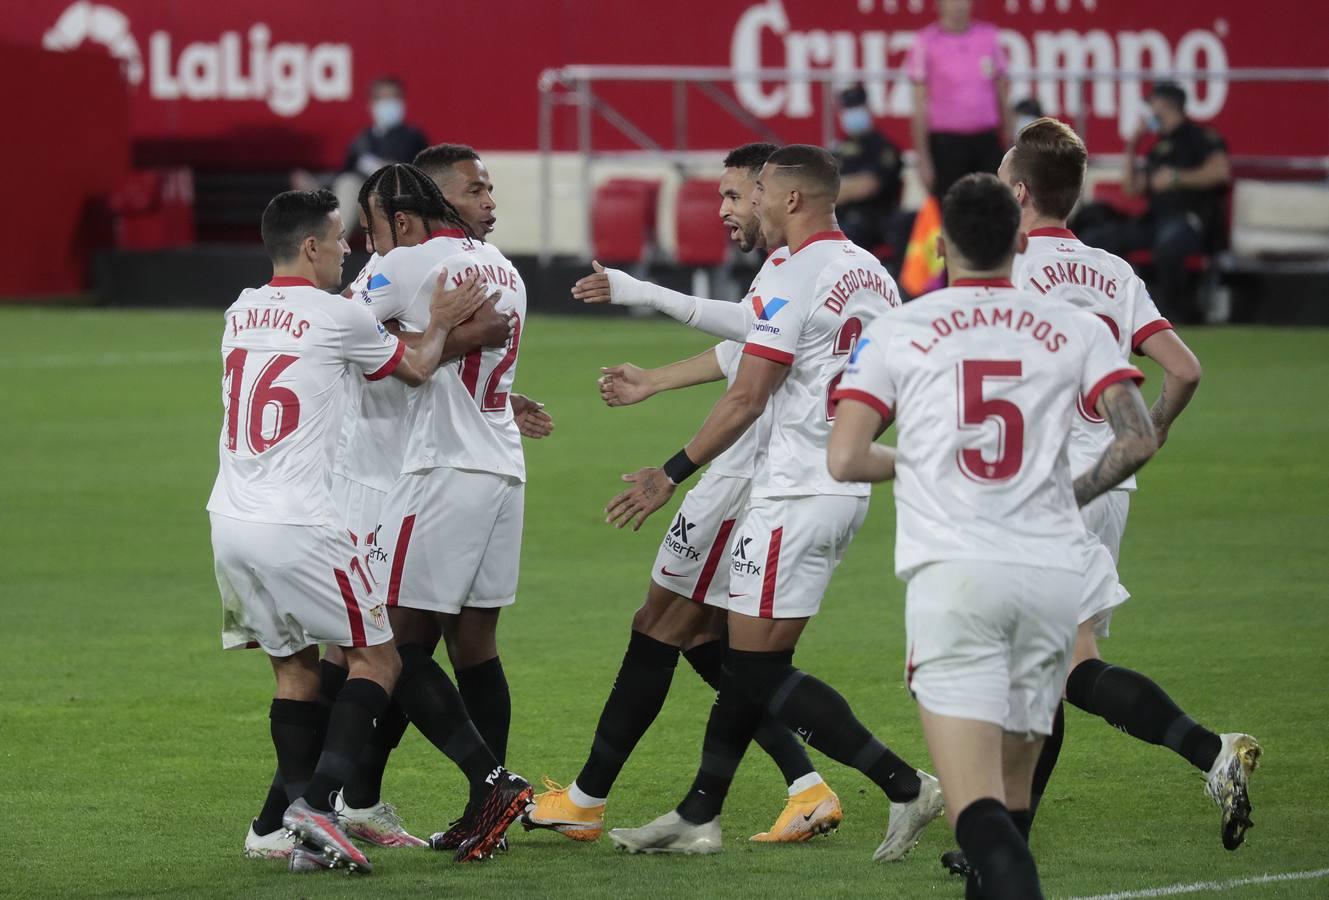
[2,307,1327,899]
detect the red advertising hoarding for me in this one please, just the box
[5,0,1325,168]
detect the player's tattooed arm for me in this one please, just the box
[827,399,896,483]
[1074,381,1158,506]
[1138,329,1202,448]
[598,349,725,408]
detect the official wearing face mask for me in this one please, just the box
[1076,82,1232,323]
[832,84,905,259]
[333,76,431,236]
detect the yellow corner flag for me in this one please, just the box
[901,195,944,297]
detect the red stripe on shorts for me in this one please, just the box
[334,568,368,647]
[691,519,736,603]
[759,527,783,618]
[387,514,416,607]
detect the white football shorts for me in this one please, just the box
[379,467,524,614]
[331,473,391,588]
[904,560,1081,738]
[725,494,868,620]
[211,513,393,657]
[651,472,752,608]
[1078,490,1132,636]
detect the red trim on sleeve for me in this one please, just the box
[759,527,784,619]
[268,276,317,288]
[366,339,406,381]
[1131,318,1174,354]
[743,343,795,366]
[831,388,893,422]
[334,569,368,648]
[1084,367,1146,414]
[1026,227,1077,240]
[691,519,736,604]
[952,278,1014,288]
[793,230,848,254]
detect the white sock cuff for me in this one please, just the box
[787,772,825,796]
[568,780,606,808]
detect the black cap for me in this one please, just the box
[1149,81,1187,110]
[839,83,867,108]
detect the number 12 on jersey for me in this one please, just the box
[459,312,522,412]
[956,359,1024,482]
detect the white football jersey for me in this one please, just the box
[333,254,408,493]
[364,229,527,481]
[835,281,1143,578]
[740,231,901,498]
[1013,228,1172,490]
[704,246,788,479]
[206,277,403,525]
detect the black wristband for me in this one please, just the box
[662,448,700,485]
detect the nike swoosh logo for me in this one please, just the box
[728,592,748,598]
[802,812,816,822]
[660,566,689,578]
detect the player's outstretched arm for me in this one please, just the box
[605,353,785,531]
[572,262,751,341]
[1074,381,1158,506]
[1138,330,1202,448]
[598,349,725,408]
[827,399,897,483]
[391,270,488,386]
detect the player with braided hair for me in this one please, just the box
[242,164,514,860]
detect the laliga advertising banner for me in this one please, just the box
[6,0,1326,167]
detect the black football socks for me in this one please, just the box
[956,798,1044,900]
[393,643,499,808]
[302,678,390,812]
[1067,659,1222,773]
[684,640,819,789]
[260,698,328,833]
[725,649,921,803]
[340,699,410,809]
[575,631,681,799]
[457,656,512,764]
[1029,702,1065,819]
[675,659,764,824]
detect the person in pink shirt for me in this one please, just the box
[907,0,1012,199]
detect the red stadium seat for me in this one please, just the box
[674,178,727,266]
[591,178,660,265]
[109,168,195,250]
[1091,180,1149,219]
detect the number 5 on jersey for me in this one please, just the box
[956,359,1024,482]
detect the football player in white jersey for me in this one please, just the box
[208,189,488,872]
[247,169,518,857]
[603,145,942,860]
[828,173,1159,899]
[522,145,841,845]
[358,161,538,859]
[995,119,1259,852]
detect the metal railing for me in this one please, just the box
[536,65,1329,262]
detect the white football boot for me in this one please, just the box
[1205,733,1261,850]
[243,819,296,859]
[608,810,722,854]
[874,771,945,862]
